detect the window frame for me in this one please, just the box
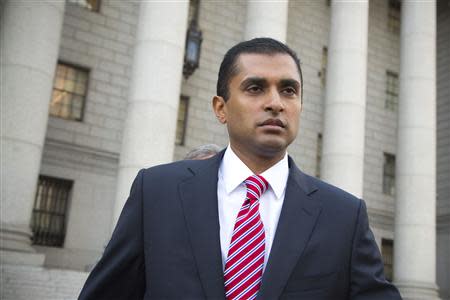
[382,152,396,196]
[50,61,90,122]
[31,175,73,248]
[176,95,190,146]
[381,238,394,282]
[320,47,328,88]
[385,70,399,112]
[315,133,323,178]
[388,0,401,33]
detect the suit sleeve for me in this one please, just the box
[78,169,146,300]
[350,200,403,300]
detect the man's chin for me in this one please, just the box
[254,140,289,157]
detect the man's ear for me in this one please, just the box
[212,96,227,124]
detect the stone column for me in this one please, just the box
[320,0,369,198]
[113,2,189,225]
[394,1,440,299]
[1,0,65,262]
[244,0,288,42]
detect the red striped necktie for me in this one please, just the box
[224,175,269,300]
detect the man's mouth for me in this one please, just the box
[259,118,285,128]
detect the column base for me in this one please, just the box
[0,250,45,266]
[395,280,441,300]
[1,224,35,252]
[0,224,45,266]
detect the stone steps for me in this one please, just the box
[1,264,89,300]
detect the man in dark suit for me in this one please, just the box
[79,38,402,300]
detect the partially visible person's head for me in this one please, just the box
[184,144,221,160]
[217,37,303,102]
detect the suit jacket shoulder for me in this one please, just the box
[141,152,222,184]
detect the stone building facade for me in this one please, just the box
[1,0,449,299]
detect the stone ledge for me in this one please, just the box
[0,250,45,267]
[45,138,119,160]
[367,207,395,230]
[42,138,119,175]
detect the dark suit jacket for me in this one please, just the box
[79,151,402,300]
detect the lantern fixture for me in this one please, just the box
[183,0,203,79]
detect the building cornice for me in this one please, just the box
[43,139,119,175]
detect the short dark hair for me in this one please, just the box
[216,37,303,101]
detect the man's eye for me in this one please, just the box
[282,87,297,96]
[247,86,262,93]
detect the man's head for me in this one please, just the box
[184,144,221,160]
[213,38,303,165]
[217,38,303,102]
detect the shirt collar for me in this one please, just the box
[219,145,289,199]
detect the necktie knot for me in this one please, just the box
[244,175,268,201]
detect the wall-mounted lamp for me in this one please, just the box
[183,0,203,79]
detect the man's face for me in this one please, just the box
[213,53,302,159]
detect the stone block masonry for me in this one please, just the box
[1,264,88,300]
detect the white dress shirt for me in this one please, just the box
[217,146,289,270]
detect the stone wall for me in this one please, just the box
[39,140,118,271]
[36,0,138,271]
[46,0,138,153]
[363,0,400,240]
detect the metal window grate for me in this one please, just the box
[31,176,73,247]
[320,47,328,87]
[385,71,399,111]
[176,96,190,146]
[316,133,323,178]
[383,153,396,196]
[49,62,89,121]
[382,239,394,282]
[388,0,401,33]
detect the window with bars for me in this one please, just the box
[383,153,396,196]
[316,133,323,178]
[388,0,401,33]
[382,239,394,282]
[176,96,190,145]
[319,47,328,88]
[67,0,101,12]
[50,62,89,121]
[31,176,73,247]
[385,71,399,111]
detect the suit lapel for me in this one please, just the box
[178,153,226,300]
[258,158,321,300]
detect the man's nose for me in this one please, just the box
[264,89,284,113]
